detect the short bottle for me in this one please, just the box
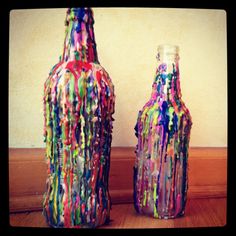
[133,44,192,219]
[42,8,115,228]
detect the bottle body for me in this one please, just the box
[133,45,192,219]
[43,8,115,228]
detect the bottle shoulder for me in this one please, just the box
[44,60,114,94]
[47,60,110,78]
[138,98,191,122]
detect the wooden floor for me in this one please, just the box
[10,197,226,228]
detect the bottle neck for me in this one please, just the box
[151,45,182,101]
[62,8,99,63]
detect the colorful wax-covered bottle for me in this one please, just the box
[133,45,192,219]
[43,8,115,228]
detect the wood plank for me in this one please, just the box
[10,195,44,212]
[10,198,226,228]
[9,147,227,212]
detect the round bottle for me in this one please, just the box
[133,44,192,219]
[42,8,115,228]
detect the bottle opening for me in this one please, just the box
[157,44,179,63]
[157,44,179,55]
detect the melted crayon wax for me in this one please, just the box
[43,8,115,228]
[133,45,192,219]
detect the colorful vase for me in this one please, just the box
[43,8,115,228]
[133,45,192,219]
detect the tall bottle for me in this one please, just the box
[133,45,192,219]
[43,8,115,228]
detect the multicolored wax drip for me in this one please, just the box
[133,45,192,219]
[43,8,115,228]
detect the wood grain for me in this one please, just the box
[10,198,226,228]
[9,147,227,212]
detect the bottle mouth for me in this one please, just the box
[157,44,179,62]
[157,44,179,55]
[66,8,94,24]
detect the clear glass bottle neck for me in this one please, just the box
[151,45,182,101]
[156,45,179,69]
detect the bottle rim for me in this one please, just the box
[157,44,179,54]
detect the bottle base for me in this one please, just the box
[157,210,185,219]
[138,207,185,219]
